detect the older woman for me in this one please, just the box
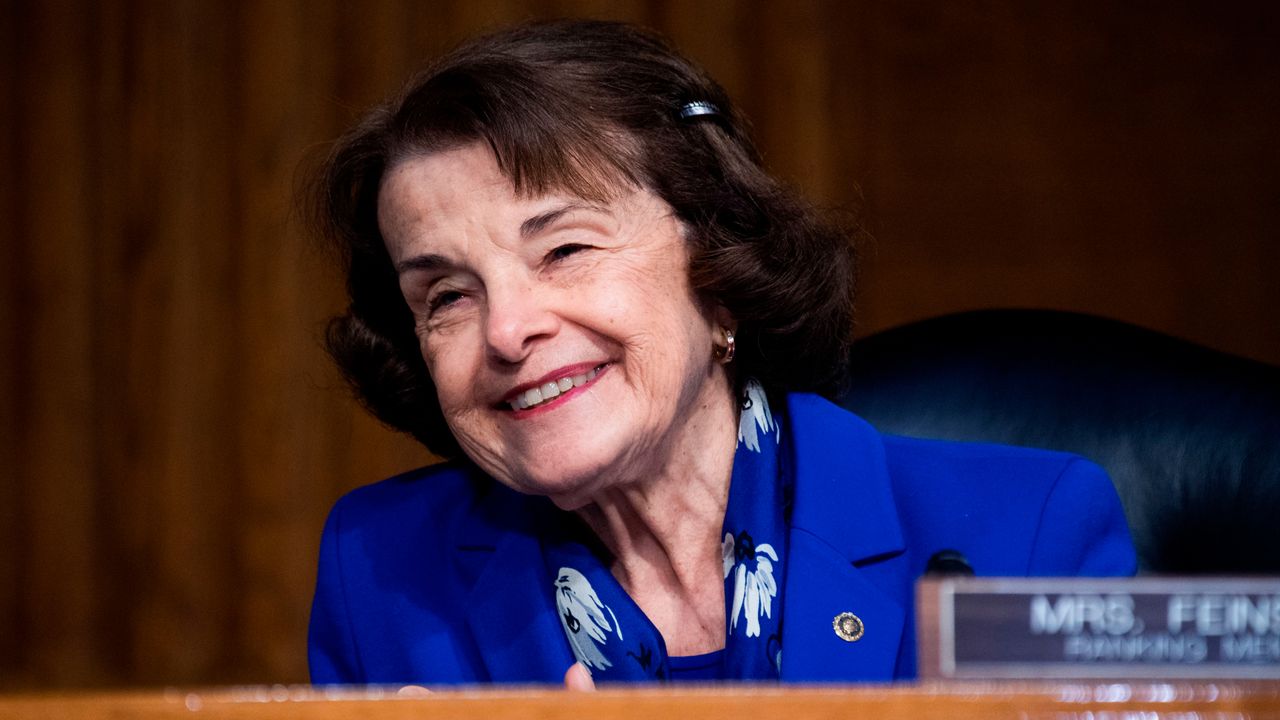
[308,20,1135,686]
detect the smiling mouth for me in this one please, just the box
[507,364,608,412]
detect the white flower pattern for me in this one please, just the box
[554,567,623,671]
[722,532,780,638]
[737,380,777,453]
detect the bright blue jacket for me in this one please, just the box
[309,394,1136,684]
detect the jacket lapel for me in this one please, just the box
[780,394,911,682]
[461,492,576,684]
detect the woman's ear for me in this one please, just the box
[710,305,738,366]
[711,304,736,334]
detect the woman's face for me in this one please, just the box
[378,143,732,508]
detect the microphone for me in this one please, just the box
[925,549,974,576]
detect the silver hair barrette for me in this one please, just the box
[678,100,722,121]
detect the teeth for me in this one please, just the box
[509,366,602,411]
[523,387,543,407]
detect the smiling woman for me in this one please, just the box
[377,145,732,506]
[308,19,1136,687]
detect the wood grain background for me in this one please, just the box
[2,0,1277,689]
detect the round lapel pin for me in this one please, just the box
[833,612,864,642]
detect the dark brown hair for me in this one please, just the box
[315,19,858,457]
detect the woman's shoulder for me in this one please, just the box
[788,390,1110,498]
[884,433,1135,574]
[786,392,1136,575]
[325,462,473,526]
[788,392,1094,479]
[321,462,532,548]
[880,432,1135,576]
[880,432,1101,488]
[311,462,529,684]
[873,426,1127,523]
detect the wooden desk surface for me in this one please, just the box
[3,682,1279,720]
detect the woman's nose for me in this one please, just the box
[483,284,559,364]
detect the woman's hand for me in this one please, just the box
[563,662,596,691]
[396,685,432,697]
[395,665,594,694]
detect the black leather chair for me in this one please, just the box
[840,309,1280,574]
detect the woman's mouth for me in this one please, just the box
[507,364,608,412]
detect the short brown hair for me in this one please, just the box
[314,19,858,457]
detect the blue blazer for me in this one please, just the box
[309,393,1136,684]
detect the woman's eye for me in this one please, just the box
[547,244,588,262]
[428,290,464,313]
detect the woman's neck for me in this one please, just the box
[574,389,739,655]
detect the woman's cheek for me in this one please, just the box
[422,323,484,390]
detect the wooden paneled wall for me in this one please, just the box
[2,0,1277,689]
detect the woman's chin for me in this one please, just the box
[513,470,603,510]
[546,489,596,512]
[483,422,637,506]
[497,458,616,509]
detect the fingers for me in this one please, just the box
[398,668,593,694]
[563,662,596,691]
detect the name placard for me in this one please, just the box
[917,577,1280,679]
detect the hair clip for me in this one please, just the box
[678,100,722,122]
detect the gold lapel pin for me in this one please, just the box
[833,611,864,642]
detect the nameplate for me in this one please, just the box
[917,577,1280,679]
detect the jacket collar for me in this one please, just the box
[784,394,905,562]
[779,393,910,682]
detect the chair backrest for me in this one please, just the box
[839,309,1280,573]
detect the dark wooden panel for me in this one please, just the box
[17,1,105,687]
[846,3,1280,361]
[0,0,25,692]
